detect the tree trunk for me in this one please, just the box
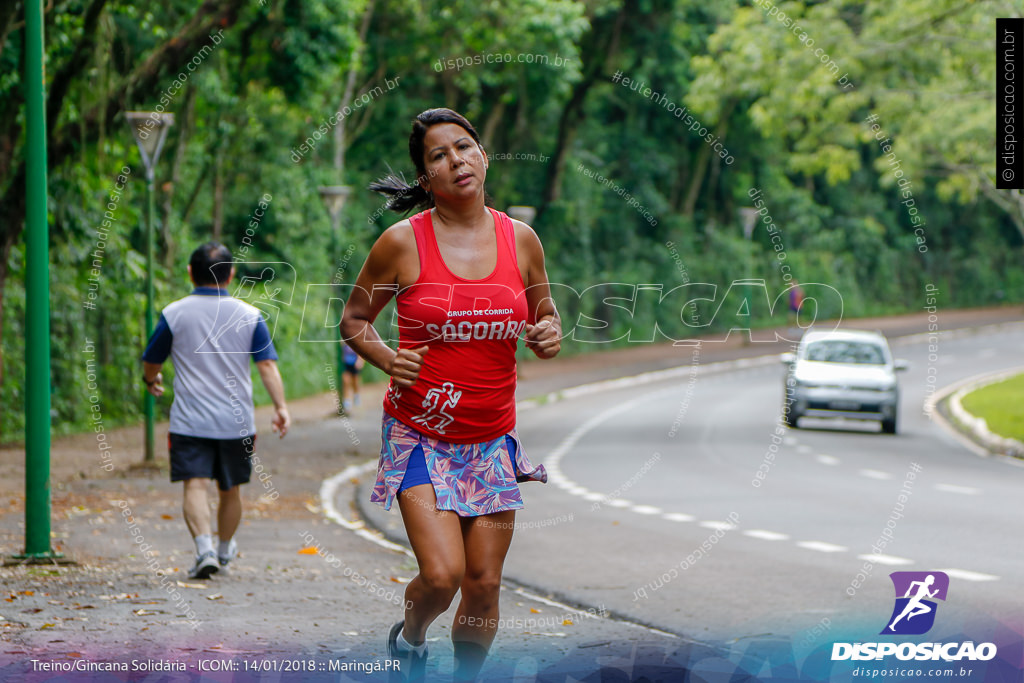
[480,98,506,152]
[160,84,196,265]
[682,99,735,218]
[0,0,249,391]
[212,146,224,241]
[537,8,626,223]
[334,0,375,182]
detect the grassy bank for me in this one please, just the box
[960,373,1024,442]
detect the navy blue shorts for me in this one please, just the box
[398,435,519,492]
[169,433,255,491]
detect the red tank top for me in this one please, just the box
[383,208,528,443]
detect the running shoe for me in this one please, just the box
[188,551,219,579]
[386,620,427,682]
[218,539,238,569]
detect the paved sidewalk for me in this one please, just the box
[0,304,1019,680]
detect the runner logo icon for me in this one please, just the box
[881,571,949,635]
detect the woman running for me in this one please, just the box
[340,108,561,682]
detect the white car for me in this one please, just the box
[780,329,908,434]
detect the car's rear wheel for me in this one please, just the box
[881,412,897,435]
[784,405,801,428]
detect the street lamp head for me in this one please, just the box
[126,111,175,181]
[317,185,352,219]
[506,205,537,226]
[740,207,760,240]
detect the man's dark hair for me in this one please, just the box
[189,242,233,286]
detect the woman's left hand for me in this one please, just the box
[524,317,561,359]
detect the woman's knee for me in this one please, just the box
[419,565,464,601]
[461,571,502,605]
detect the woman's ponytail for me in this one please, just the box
[368,170,433,214]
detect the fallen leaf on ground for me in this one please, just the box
[530,608,542,614]
[175,581,207,590]
[161,514,174,520]
[40,623,55,629]
[563,619,574,626]
[297,547,318,555]
[206,594,223,601]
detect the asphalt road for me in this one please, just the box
[357,323,1024,658]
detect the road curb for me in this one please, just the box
[925,366,1024,462]
[947,368,1024,458]
[323,459,687,642]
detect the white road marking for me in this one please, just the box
[607,498,632,508]
[743,530,790,541]
[320,462,677,639]
[797,445,812,454]
[320,460,413,555]
[857,553,913,566]
[582,492,606,502]
[662,513,695,522]
[783,437,798,446]
[934,483,981,495]
[700,520,738,531]
[631,505,662,515]
[816,455,840,466]
[859,469,892,480]
[939,569,999,582]
[797,541,848,553]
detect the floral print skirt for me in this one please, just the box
[371,413,547,517]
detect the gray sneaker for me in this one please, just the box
[387,620,427,682]
[218,540,238,569]
[188,551,219,579]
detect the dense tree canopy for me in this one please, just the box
[1,0,1019,441]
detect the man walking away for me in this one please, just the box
[142,242,290,579]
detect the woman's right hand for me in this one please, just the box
[387,345,429,387]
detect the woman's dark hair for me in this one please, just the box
[369,108,483,215]
[189,241,233,286]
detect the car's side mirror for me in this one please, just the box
[780,352,796,365]
[894,359,909,372]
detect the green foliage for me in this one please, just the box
[1,0,1021,443]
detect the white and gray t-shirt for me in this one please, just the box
[143,287,278,440]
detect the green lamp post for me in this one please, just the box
[126,112,174,461]
[317,185,352,408]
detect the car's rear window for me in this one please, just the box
[805,340,886,365]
